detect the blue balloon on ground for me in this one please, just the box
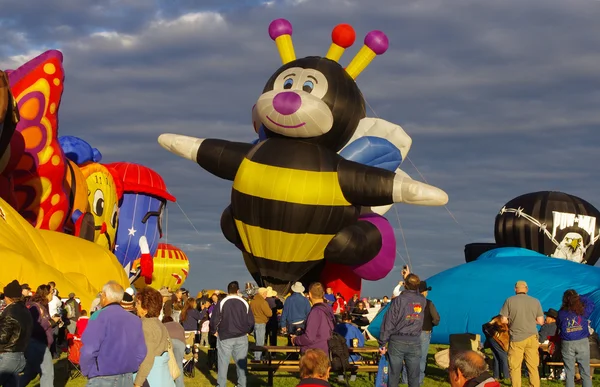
[427,247,600,344]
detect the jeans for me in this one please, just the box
[172,339,185,387]
[253,323,266,361]
[0,352,26,387]
[488,337,509,379]
[217,335,248,387]
[86,373,134,387]
[401,332,431,385]
[388,338,421,387]
[19,339,55,387]
[507,334,540,387]
[562,338,592,387]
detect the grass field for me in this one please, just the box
[27,338,600,387]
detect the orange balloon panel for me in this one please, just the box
[147,243,190,291]
[9,50,70,232]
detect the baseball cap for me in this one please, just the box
[418,281,432,293]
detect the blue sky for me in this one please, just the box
[3,0,600,296]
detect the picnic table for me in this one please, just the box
[247,345,381,386]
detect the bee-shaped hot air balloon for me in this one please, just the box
[159,19,448,294]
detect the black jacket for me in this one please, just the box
[422,299,441,332]
[209,295,255,340]
[0,301,33,353]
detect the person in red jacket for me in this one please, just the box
[295,348,331,387]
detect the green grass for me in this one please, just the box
[27,339,600,387]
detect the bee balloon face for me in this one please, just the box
[256,57,366,153]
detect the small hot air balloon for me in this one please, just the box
[495,191,600,265]
[137,243,189,291]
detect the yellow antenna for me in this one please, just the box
[325,24,356,62]
[269,19,296,65]
[345,31,389,79]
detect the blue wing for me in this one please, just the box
[339,136,401,172]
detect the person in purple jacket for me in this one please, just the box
[557,289,595,387]
[80,281,147,387]
[292,283,335,354]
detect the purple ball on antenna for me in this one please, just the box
[364,30,389,55]
[269,19,293,40]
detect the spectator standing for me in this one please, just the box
[539,308,559,343]
[163,316,186,387]
[266,287,283,346]
[134,287,175,387]
[280,282,312,341]
[64,292,81,335]
[324,287,335,306]
[557,289,594,387]
[19,284,60,387]
[499,280,544,387]
[0,280,33,387]
[180,298,203,332]
[292,283,335,354]
[417,280,440,385]
[80,281,147,387]
[210,281,255,387]
[250,287,272,361]
[378,273,426,387]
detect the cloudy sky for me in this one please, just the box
[3,0,600,297]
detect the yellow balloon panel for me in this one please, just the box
[143,244,190,292]
[0,197,129,310]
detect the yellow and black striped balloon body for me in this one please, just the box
[231,137,360,286]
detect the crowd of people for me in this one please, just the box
[1,271,594,387]
[482,281,597,387]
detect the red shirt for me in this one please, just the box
[76,316,89,336]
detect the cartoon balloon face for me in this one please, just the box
[79,163,122,251]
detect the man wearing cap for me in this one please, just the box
[280,282,312,343]
[250,287,272,361]
[538,308,558,344]
[417,280,440,385]
[499,280,544,387]
[64,292,81,335]
[0,280,33,387]
[379,274,426,387]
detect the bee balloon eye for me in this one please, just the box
[302,80,314,93]
[283,78,294,89]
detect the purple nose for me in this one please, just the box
[272,92,301,115]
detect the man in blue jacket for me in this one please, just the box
[80,281,147,387]
[210,281,255,387]
[378,273,426,387]
[281,282,312,338]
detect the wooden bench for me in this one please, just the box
[247,345,381,386]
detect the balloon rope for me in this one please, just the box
[363,97,472,239]
[173,200,205,238]
[165,205,168,245]
[393,204,412,269]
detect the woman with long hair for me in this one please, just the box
[19,285,61,387]
[180,298,203,332]
[557,289,594,387]
[134,287,175,387]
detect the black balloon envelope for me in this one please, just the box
[494,191,600,265]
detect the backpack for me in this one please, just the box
[65,299,80,320]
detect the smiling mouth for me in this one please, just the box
[266,115,306,129]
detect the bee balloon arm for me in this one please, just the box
[158,134,253,181]
[337,159,448,207]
